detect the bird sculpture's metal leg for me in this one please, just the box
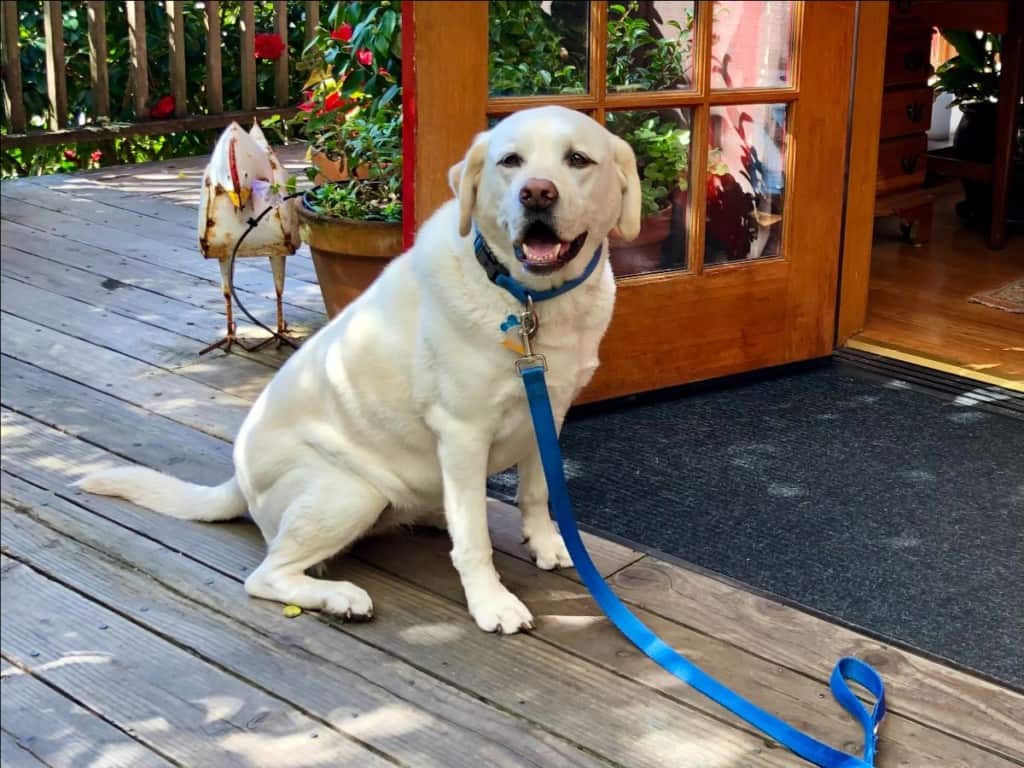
[199,258,238,355]
[270,253,287,336]
[251,253,295,351]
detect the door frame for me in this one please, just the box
[836,0,889,345]
[408,1,860,401]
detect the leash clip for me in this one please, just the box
[515,295,546,372]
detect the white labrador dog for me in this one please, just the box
[79,106,641,634]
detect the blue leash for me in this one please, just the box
[517,362,887,767]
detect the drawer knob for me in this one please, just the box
[901,154,920,174]
[905,102,924,122]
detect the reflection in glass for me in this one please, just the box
[488,1,589,96]
[605,109,692,277]
[607,1,695,92]
[711,1,793,89]
[705,104,786,266]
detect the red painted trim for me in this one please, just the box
[401,1,416,250]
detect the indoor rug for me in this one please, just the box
[489,357,1024,688]
[969,277,1024,313]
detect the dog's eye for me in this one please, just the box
[567,151,594,169]
[498,153,523,168]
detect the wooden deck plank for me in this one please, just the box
[352,532,1011,768]
[0,556,393,768]
[2,314,251,440]
[3,501,605,768]
[1,222,325,330]
[0,415,801,768]
[1,657,175,768]
[4,308,1020,763]
[0,195,320,295]
[1,277,280,401]
[0,183,321,285]
[0,730,51,768]
[1,205,324,315]
[608,557,1024,763]
[2,276,1019,764]
[3,162,1022,767]
[1,246,297,352]
[0,380,1013,766]
[2,355,234,486]
[0,474,614,768]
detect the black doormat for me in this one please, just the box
[489,357,1024,688]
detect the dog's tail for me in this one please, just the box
[75,466,246,522]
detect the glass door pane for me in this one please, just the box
[705,103,787,265]
[488,1,590,96]
[607,1,696,92]
[606,108,692,276]
[711,1,794,89]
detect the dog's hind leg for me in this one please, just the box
[244,470,387,620]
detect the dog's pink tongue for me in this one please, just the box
[522,239,565,265]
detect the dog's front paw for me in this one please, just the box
[469,587,534,634]
[527,531,573,571]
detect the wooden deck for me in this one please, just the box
[2,153,1023,768]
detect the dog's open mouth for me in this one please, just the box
[514,221,588,274]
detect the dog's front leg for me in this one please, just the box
[518,437,573,571]
[437,429,534,634]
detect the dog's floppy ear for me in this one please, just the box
[447,161,464,196]
[611,135,642,241]
[450,131,490,237]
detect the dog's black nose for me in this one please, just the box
[519,178,558,210]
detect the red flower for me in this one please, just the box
[331,23,353,42]
[322,92,345,112]
[149,95,175,119]
[63,148,77,161]
[254,33,285,61]
[378,66,389,77]
[298,100,315,112]
[356,48,373,66]
[90,149,103,163]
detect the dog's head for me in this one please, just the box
[448,106,641,279]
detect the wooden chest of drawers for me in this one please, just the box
[874,2,936,241]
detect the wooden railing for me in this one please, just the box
[0,0,320,149]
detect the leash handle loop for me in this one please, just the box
[518,363,885,768]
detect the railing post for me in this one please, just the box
[205,0,224,114]
[43,0,67,130]
[305,0,319,45]
[240,1,256,111]
[167,1,187,117]
[1,0,27,133]
[273,0,289,107]
[126,0,149,119]
[86,1,110,119]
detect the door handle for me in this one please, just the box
[905,102,924,122]
[901,154,920,174]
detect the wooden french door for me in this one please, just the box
[409,1,856,402]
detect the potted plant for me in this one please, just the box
[291,0,403,317]
[930,29,1010,222]
[605,111,690,274]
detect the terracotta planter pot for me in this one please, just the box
[297,196,403,317]
[608,206,673,276]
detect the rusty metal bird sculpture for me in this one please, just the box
[198,120,299,353]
